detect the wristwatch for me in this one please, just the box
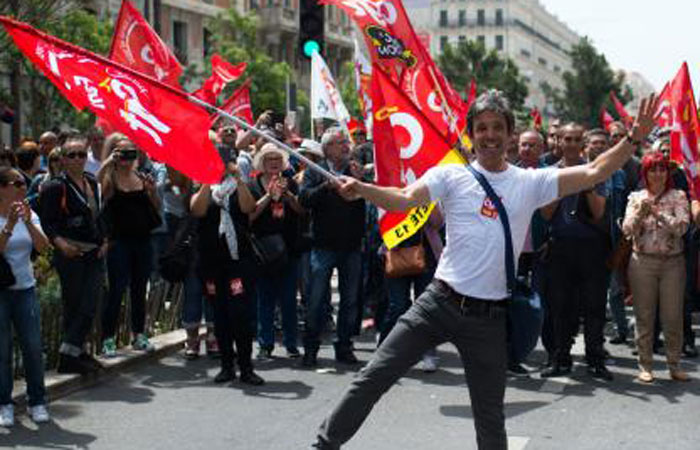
[625,132,642,147]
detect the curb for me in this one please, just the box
[11,327,197,409]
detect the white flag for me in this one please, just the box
[311,51,350,122]
[353,37,373,138]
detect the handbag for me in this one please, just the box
[0,253,16,289]
[250,233,288,273]
[466,164,543,363]
[384,238,427,278]
[158,217,195,283]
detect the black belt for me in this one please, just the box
[434,279,508,316]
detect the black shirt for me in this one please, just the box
[248,174,303,254]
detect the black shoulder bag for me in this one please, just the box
[466,165,543,363]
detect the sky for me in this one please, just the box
[538,0,700,91]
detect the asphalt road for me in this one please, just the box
[1,326,699,450]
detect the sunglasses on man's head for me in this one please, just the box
[65,151,87,159]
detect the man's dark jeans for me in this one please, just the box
[54,250,104,353]
[316,279,508,450]
[304,249,361,353]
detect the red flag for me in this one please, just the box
[466,78,477,110]
[372,65,464,248]
[665,62,700,199]
[109,0,182,87]
[214,78,254,127]
[530,107,543,131]
[193,54,247,105]
[610,91,632,126]
[600,107,615,131]
[655,82,672,128]
[0,16,223,183]
[323,0,467,146]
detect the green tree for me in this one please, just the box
[0,1,112,142]
[203,9,293,119]
[541,37,632,127]
[437,40,529,113]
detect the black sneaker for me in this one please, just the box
[286,347,301,358]
[214,367,235,383]
[540,364,572,378]
[507,363,530,377]
[682,343,699,358]
[335,350,359,365]
[301,351,318,368]
[587,364,614,381]
[240,370,265,386]
[608,334,627,345]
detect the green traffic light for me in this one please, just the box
[303,40,320,58]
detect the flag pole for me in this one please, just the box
[189,95,337,183]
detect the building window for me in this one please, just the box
[284,0,291,7]
[495,9,503,26]
[203,27,212,58]
[520,49,531,58]
[477,9,485,26]
[440,36,449,51]
[439,10,448,27]
[538,57,547,66]
[458,10,466,26]
[477,35,485,46]
[495,35,503,50]
[554,65,561,73]
[172,20,188,64]
[250,0,259,10]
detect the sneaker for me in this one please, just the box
[214,367,235,383]
[335,350,359,365]
[608,334,627,345]
[286,347,301,358]
[184,335,200,360]
[257,347,273,361]
[587,364,614,381]
[507,363,530,378]
[421,355,438,373]
[28,404,50,423]
[132,334,155,353]
[240,370,265,386]
[206,334,220,358]
[0,404,13,427]
[102,337,117,358]
[682,343,699,358]
[637,370,654,383]
[301,351,318,368]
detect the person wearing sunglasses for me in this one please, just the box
[98,135,161,358]
[27,148,63,212]
[0,167,51,427]
[38,134,107,375]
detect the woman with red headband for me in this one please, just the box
[623,151,690,383]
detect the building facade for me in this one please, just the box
[422,0,580,111]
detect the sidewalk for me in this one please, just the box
[11,327,194,409]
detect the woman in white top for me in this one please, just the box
[0,167,50,427]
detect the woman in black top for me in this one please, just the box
[248,143,305,359]
[190,163,264,385]
[98,136,161,357]
[39,134,106,375]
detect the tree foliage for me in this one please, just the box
[0,1,112,139]
[541,37,632,127]
[437,40,529,113]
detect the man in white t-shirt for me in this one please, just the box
[310,90,659,450]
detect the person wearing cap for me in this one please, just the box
[248,143,305,359]
[217,126,251,183]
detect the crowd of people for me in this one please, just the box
[0,101,697,435]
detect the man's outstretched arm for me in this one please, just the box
[336,177,431,212]
[557,93,659,198]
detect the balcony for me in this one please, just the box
[257,5,298,31]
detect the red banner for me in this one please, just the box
[1,16,223,184]
[109,0,182,87]
[600,107,614,131]
[610,91,632,126]
[214,78,254,127]
[372,65,463,247]
[193,54,247,105]
[666,63,700,199]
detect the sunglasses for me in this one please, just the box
[5,179,26,189]
[117,150,138,161]
[65,151,88,159]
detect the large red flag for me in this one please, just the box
[109,0,182,87]
[371,65,464,248]
[0,16,223,183]
[213,78,254,127]
[600,107,615,131]
[193,54,247,105]
[654,82,672,128]
[666,62,700,199]
[609,91,632,126]
[322,0,467,146]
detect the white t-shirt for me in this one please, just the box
[421,161,559,299]
[0,211,42,290]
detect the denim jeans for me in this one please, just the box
[181,268,213,329]
[316,280,507,450]
[607,271,629,337]
[257,257,299,350]
[0,288,46,407]
[379,270,434,343]
[54,250,104,353]
[304,249,361,352]
[103,236,153,339]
